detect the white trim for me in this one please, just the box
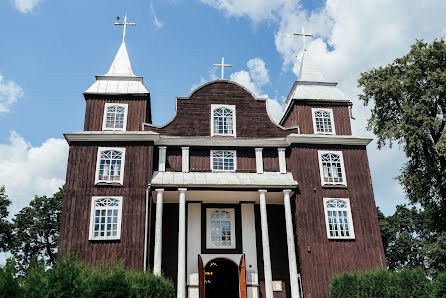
[102,103,128,131]
[255,148,263,174]
[211,104,236,137]
[158,146,167,172]
[318,150,347,187]
[311,108,335,135]
[94,147,126,185]
[88,196,123,241]
[182,147,189,173]
[323,198,355,240]
[206,208,236,249]
[278,148,287,174]
[210,150,237,172]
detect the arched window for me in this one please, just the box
[102,103,128,131]
[318,151,346,186]
[206,208,236,249]
[312,108,335,134]
[211,104,236,136]
[323,198,355,239]
[89,196,123,240]
[95,147,126,185]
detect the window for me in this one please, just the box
[211,104,236,136]
[95,147,126,185]
[89,196,123,240]
[102,103,128,131]
[312,108,335,135]
[318,151,347,186]
[211,150,236,171]
[206,208,236,249]
[323,198,355,239]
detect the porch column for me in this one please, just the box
[283,189,300,298]
[177,188,187,298]
[259,189,273,298]
[153,189,164,276]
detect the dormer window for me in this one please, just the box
[102,103,128,131]
[312,108,335,135]
[211,104,236,137]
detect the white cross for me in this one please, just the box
[115,14,136,43]
[294,26,313,51]
[213,57,232,80]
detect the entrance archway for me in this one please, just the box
[205,258,239,298]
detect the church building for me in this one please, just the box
[59,18,386,298]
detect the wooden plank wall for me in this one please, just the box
[58,141,154,270]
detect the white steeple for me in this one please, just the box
[105,42,135,77]
[298,51,327,82]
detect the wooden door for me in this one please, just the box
[239,254,247,298]
[199,255,205,298]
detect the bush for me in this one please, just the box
[433,272,446,298]
[0,259,20,297]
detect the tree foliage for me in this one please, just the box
[0,186,12,252]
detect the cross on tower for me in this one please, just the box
[213,57,232,80]
[294,26,313,51]
[115,14,136,43]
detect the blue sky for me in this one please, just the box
[1,0,445,218]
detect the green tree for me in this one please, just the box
[11,186,64,273]
[0,186,12,252]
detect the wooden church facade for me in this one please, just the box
[59,29,385,298]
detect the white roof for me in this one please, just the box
[84,41,148,94]
[150,171,298,188]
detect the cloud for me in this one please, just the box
[0,131,68,216]
[150,1,164,29]
[0,74,24,113]
[14,0,42,13]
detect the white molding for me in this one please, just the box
[88,196,123,241]
[94,147,126,185]
[318,150,347,187]
[210,150,237,172]
[323,198,355,240]
[211,104,236,137]
[64,131,159,143]
[182,147,189,173]
[206,208,236,249]
[255,148,263,174]
[158,146,167,172]
[286,134,371,145]
[102,103,128,131]
[278,148,287,174]
[311,108,335,135]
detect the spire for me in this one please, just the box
[105,41,135,77]
[298,51,327,82]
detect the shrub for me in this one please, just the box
[433,272,446,298]
[0,259,21,297]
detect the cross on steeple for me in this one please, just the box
[115,14,136,43]
[213,57,232,80]
[294,26,313,51]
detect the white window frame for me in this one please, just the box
[210,150,237,172]
[89,196,123,241]
[94,147,126,185]
[211,104,236,137]
[102,103,128,131]
[323,198,355,240]
[318,150,347,187]
[312,108,335,135]
[206,208,236,249]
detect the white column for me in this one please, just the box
[153,189,164,275]
[241,203,259,298]
[158,146,167,172]
[255,148,264,174]
[278,148,287,174]
[283,189,300,298]
[187,203,201,298]
[181,147,189,173]
[259,189,273,298]
[177,188,187,298]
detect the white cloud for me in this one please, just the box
[14,0,41,13]
[0,131,68,216]
[150,1,164,29]
[0,74,24,113]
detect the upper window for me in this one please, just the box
[206,208,236,249]
[318,151,347,186]
[323,198,355,239]
[102,103,128,131]
[312,108,335,135]
[211,104,236,137]
[211,150,236,172]
[89,196,123,240]
[95,147,126,185]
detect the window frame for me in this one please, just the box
[102,103,129,131]
[88,196,123,241]
[312,108,336,135]
[94,147,126,185]
[206,208,236,249]
[211,104,236,137]
[210,150,237,172]
[323,198,355,240]
[318,150,347,187]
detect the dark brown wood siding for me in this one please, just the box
[289,144,385,298]
[263,149,279,172]
[58,141,154,270]
[166,147,182,172]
